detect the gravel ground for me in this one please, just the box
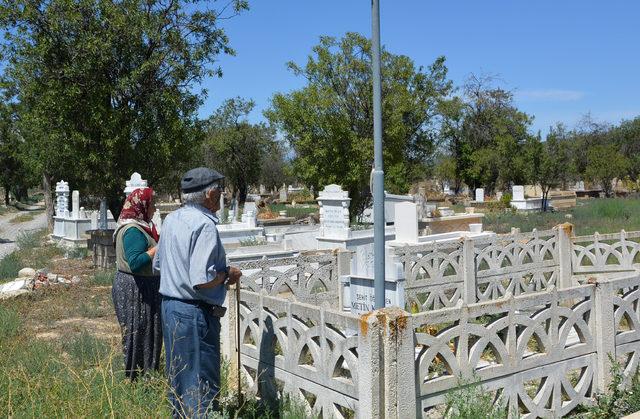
[0,209,48,259]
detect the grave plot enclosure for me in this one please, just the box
[224,226,640,418]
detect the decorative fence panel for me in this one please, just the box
[474,230,560,302]
[572,231,640,273]
[234,290,362,419]
[413,285,597,418]
[395,241,465,311]
[235,252,340,305]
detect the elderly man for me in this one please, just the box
[153,167,241,417]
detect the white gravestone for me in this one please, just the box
[443,182,452,195]
[216,193,225,222]
[394,202,419,243]
[345,276,405,315]
[414,187,429,219]
[55,180,70,217]
[475,188,484,203]
[317,184,351,239]
[71,190,80,219]
[279,184,287,202]
[512,185,525,201]
[124,172,148,196]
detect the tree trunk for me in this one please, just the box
[43,173,54,232]
[238,182,247,205]
[107,192,124,222]
[3,184,9,205]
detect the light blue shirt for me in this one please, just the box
[154,203,227,305]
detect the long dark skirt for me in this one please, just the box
[112,270,163,380]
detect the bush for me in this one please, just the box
[0,252,22,280]
[16,230,42,251]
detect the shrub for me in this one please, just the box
[239,237,266,247]
[0,252,22,280]
[16,230,41,250]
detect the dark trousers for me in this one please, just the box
[161,297,221,418]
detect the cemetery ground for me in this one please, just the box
[2,199,640,417]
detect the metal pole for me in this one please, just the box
[371,0,385,309]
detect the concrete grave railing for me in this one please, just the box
[234,251,348,306]
[394,228,568,311]
[224,274,640,418]
[223,289,380,419]
[572,230,640,274]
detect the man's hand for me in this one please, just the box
[226,266,242,286]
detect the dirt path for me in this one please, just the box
[0,209,48,259]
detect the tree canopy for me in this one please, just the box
[266,32,452,215]
[0,0,247,219]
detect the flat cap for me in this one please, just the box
[181,167,225,193]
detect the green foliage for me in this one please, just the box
[16,229,42,251]
[203,97,278,203]
[582,356,640,418]
[66,247,89,260]
[0,0,248,217]
[0,252,22,280]
[439,74,534,193]
[484,198,640,235]
[91,269,115,286]
[0,306,21,341]
[445,377,507,419]
[238,237,266,247]
[267,32,452,216]
[62,331,111,369]
[585,144,630,197]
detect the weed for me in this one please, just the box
[0,252,22,280]
[445,376,508,419]
[581,355,640,418]
[61,331,111,369]
[0,306,21,341]
[16,229,43,251]
[91,269,115,286]
[239,237,266,247]
[66,247,89,259]
[9,212,35,224]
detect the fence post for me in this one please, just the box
[337,250,352,310]
[462,237,477,304]
[593,279,616,392]
[221,284,239,374]
[357,312,383,419]
[556,223,574,289]
[381,308,417,418]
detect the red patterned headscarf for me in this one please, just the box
[118,188,159,241]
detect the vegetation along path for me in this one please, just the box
[0,209,47,259]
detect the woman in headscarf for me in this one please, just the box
[111,187,162,380]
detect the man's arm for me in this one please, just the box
[189,224,223,290]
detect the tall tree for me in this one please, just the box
[585,144,629,197]
[203,97,277,203]
[443,75,534,193]
[266,33,452,216]
[529,124,575,211]
[0,0,247,221]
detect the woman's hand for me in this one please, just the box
[146,246,157,259]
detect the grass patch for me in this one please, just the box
[267,203,318,219]
[239,237,266,247]
[91,269,115,286]
[0,252,22,280]
[0,306,21,341]
[16,229,44,251]
[483,198,640,235]
[66,247,89,259]
[9,212,36,224]
[445,377,507,418]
